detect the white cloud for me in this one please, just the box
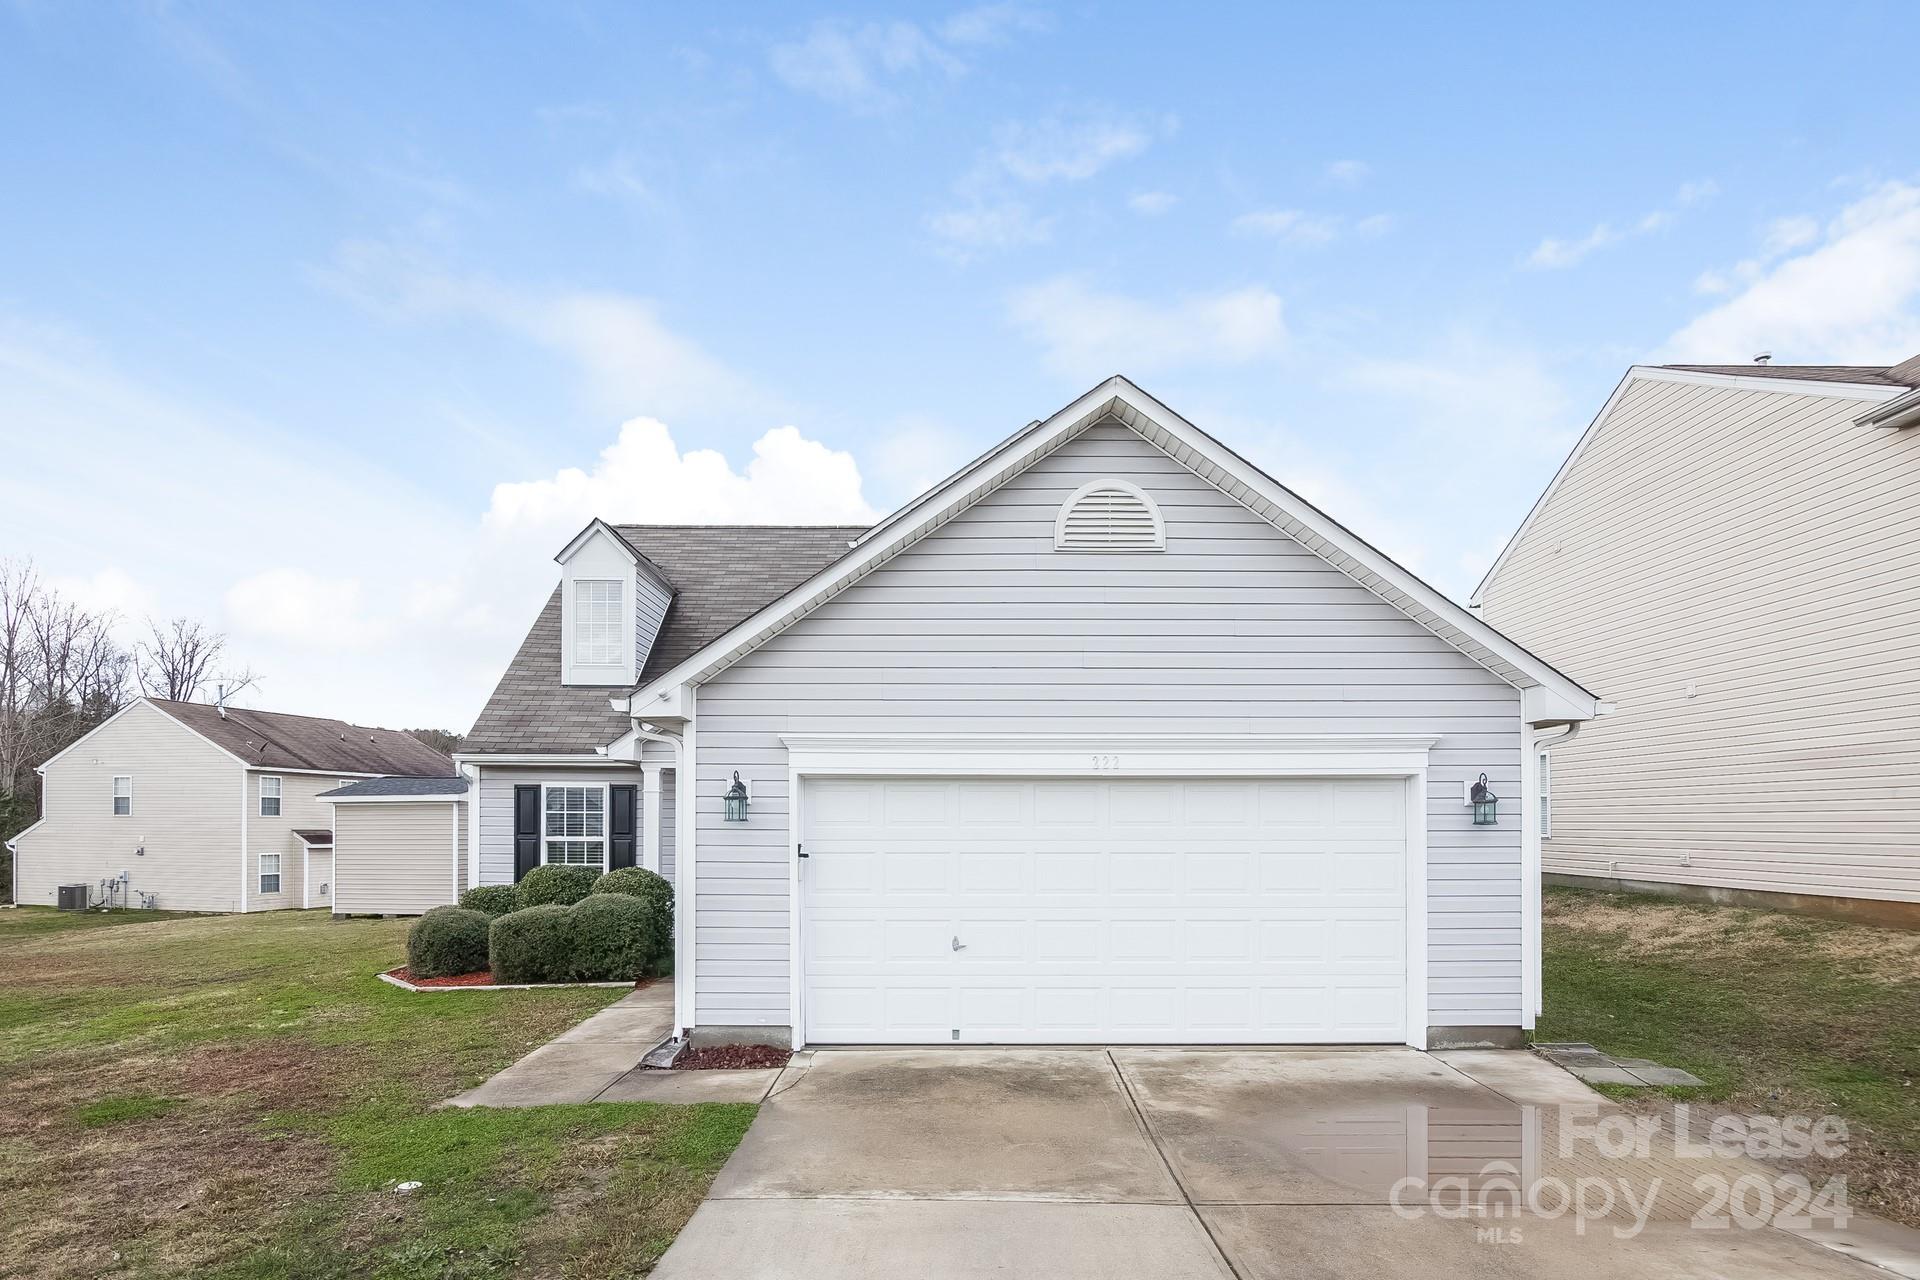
[1008,277,1287,378]
[1128,190,1177,216]
[1662,181,1920,364]
[990,112,1161,183]
[769,13,999,112]
[926,200,1054,259]
[1325,159,1370,187]
[318,241,760,421]
[1232,208,1342,246]
[573,150,657,205]
[1525,178,1717,269]
[485,417,879,534]
[1693,214,1823,295]
[937,4,1050,45]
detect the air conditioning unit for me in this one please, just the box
[57,883,90,912]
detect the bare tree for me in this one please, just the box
[0,560,38,803]
[135,617,255,704]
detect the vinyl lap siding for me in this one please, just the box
[474,758,673,885]
[333,802,463,915]
[248,770,357,912]
[695,420,1525,1031]
[1479,376,1920,902]
[14,701,241,911]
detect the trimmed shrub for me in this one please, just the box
[489,905,575,984]
[516,863,596,908]
[406,906,491,979]
[569,893,655,982]
[592,866,673,973]
[459,884,519,917]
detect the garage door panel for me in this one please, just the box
[801,777,1409,1044]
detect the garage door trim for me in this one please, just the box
[781,734,1435,1050]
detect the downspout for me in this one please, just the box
[1525,721,1581,1022]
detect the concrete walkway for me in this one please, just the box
[441,981,785,1107]
[651,1045,1915,1280]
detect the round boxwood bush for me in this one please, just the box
[569,893,656,981]
[489,904,575,984]
[516,863,597,908]
[458,884,520,917]
[406,905,491,979]
[592,866,673,973]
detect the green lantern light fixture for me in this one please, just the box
[1469,773,1499,826]
[723,771,750,823]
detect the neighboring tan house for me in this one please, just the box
[459,377,1599,1051]
[1474,355,1920,925]
[6,697,455,912]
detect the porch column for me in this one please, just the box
[641,764,663,873]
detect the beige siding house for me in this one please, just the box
[462,377,1598,1051]
[7,697,455,913]
[1475,357,1920,922]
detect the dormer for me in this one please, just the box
[556,519,675,686]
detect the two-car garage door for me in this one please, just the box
[800,776,1410,1044]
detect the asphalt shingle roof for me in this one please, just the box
[1661,362,1920,388]
[150,699,457,776]
[463,524,868,755]
[320,776,470,799]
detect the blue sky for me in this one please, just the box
[5,3,1920,729]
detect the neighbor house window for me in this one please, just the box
[259,776,282,817]
[1538,751,1552,839]
[574,579,624,665]
[543,785,606,868]
[112,776,132,816]
[259,853,281,894]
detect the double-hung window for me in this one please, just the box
[543,785,607,869]
[259,776,282,817]
[112,776,132,816]
[259,853,282,895]
[1538,751,1552,839]
[574,579,624,666]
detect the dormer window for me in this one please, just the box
[1055,479,1165,551]
[574,579,625,666]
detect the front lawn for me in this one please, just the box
[0,908,753,1279]
[1541,886,1920,1226]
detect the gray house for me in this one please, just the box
[7,697,455,913]
[1475,356,1920,925]
[459,377,1598,1050]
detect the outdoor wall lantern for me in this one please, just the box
[723,771,751,822]
[1469,773,1500,826]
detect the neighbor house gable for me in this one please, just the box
[626,376,1596,726]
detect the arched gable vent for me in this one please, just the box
[1054,479,1166,552]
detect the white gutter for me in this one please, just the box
[1857,387,1920,429]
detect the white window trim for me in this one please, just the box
[1053,477,1167,552]
[1538,750,1552,840]
[259,775,282,817]
[541,782,610,872]
[112,775,132,816]
[573,578,626,667]
[259,852,282,895]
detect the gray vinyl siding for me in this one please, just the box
[474,760,672,885]
[1480,375,1920,903]
[13,700,242,911]
[636,574,672,670]
[659,768,677,882]
[332,801,464,916]
[694,419,1524,1030]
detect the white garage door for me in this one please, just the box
[800,776,1409,1045]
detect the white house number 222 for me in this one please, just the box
[1090,754,1122,771]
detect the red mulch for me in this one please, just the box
[672,1044,791,1071]
[385,966,496,988]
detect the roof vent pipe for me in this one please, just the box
[1753,351,1772,365]
[215,684,226,718]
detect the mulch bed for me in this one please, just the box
[384,966,496,988]
[671,1045,791,1071]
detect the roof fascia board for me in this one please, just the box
[626,377,1593,717]
[451,751,636,767]
[243,767,384,779]
[323,794,468,804]
[1472,366,1904,603]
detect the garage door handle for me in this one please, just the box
[951,936,966,952]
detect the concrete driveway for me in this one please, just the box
[652,1046,1904,1279]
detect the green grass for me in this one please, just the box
[1541,885,1920,1223]
[0,906,750,1279]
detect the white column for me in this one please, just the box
[641,764,663,873]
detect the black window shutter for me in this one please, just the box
[513,785,541,882]
[609,785,637,870]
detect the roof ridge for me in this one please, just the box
[152,696,416,736]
